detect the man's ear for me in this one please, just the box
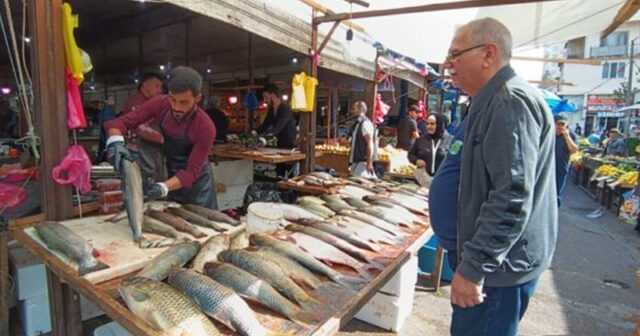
[482,43,500,67]
[195,92,202,103]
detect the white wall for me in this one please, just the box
[560,63,626,96]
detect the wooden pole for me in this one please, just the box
[185,19,191,66]
[248,33,254,131]
[299,10,319,174]
[29,1,78,335]
[327,88,332,140]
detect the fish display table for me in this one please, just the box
[11,211,432,335]
[211,146,309,164]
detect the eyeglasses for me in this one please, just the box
[446,44,486,61]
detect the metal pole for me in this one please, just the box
[626,40,634,137]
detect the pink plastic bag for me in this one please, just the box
[52,145,92,194]
[0,182,26,208]
[66,68,87,129]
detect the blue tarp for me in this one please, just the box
[540,89,577,114]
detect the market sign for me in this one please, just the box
[596,112,625,118]
[586,94,625,113]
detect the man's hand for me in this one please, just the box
[146,182,169,201]
[106,135,132,174]
[561,126,570,138]
[450,271,485,308]
[366,160,374,174]
[416,159,427,168]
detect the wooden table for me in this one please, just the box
[10,210,433,335]
[212,147,307,164]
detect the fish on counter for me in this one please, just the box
[204,262,319,326]
[191,234,230,273]
[121,160,144,244]
[320,195,354,209]
[167,207,227,232]
[338,185,375,200]
[341,209,408,238]
[309,171,334,180]
[139,237,188,249]
[278,231,375,280]
[183,204,241,226]
[297,200,335,219]
[168,268,272,336]
[145,201,182,212]
[137,241,200,281]
[323,201,354,214]
[292,219,381,252]
[341,196,371,210]
[285,224,383,269]
[35,221,108,275]
[297,196,326,206]
[143,215,179,238]
[268,203,323,221]
[119,277,222,336]
[249,234,366,290]
[217,249,316,307]
[330,216,399,246]
[147,209,206,239]
[253,247,322,289]
[229,229,249,250]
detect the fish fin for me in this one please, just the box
[355,267,374,280]
[290,275,318,290]
[366,259,386,271]
[131,288,150,302]
[78,260,109,276]
[333,275,368,291]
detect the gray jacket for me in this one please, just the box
[457,65,558,287]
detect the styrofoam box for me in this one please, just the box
[19,293,52,336]
[379,256,418,296]
[9,246,47,300]
[354,282,416,332]
[94,321,132,336]
[211,160,253,210]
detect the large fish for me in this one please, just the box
[320,195,353,210]
[147,210,206,238]
[341,196,370,210]
[204,262,319,326]
[137,241,200,281]
[292,219,381,252]
[191,234,230,273]
[388,191,429,213]
[253,247,322,289]
[248,234,365,289]
[297,196,326,206]
[268,203,323,221]
[119,277,221,336]
[341,209,408,237]
[329,216,399,246]
[338,185,375,200]
[183,204,241,226]
[367,205,424,227]
[121,160,144,243]
[364,195,428,217]
[35,221,108,275]
[167,268,271,336]
[285,224,383,269]
[297,200,335,219]
[229,229,249,250]
[323,201,354,214]
[280,232,375,280]
[139,237,187,249]
[143,215,179,238]
[217,249,314,306]
[167,207,227,232]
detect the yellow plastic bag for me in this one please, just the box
[62,3,85,83]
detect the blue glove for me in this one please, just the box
[106,135,132,174]
[146,182,169,201]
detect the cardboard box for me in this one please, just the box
[9,246,47,300]
[19,294,52,336]
[355,281,416,331]
[379,256,418,296]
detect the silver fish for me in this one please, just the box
[285,224,383,269]
[167,207,227,232]
[119,277,221,336]
[342,209,408,237]
[217,249,315,306]
[191,234,230,273]
[137,241,200,281]
[330,216,399,246]
[168,268,271,336]
[309,171,334,180]
[297,200,335,219]
[229,229,249,250]
[204,262,318,326]
[297,196,326,205]
[249,233,365,290]
[147,210,206,239]
[254,247,322,289]
[269,203,323,221]
[145,201,181,212]
[342,196,371,210]
[121,160,144,243]
[139,237,188,249]
[143,215,179,238]
[35,221,108,275]
[292,219,381,252]
[183,204,241,226]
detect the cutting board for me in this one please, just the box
[24,215,244,284]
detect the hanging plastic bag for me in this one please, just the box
[0,182,26,208]
[66,68,87,129]
[62,3,85,83]
[52,145,92,194]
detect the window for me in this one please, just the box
[602,62,627,78]
[600,31,629,47]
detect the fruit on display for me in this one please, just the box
[596,164,625,178]
[392,164,416,176]
[618,171,638,186]
[315,144,350,155]
[569,151,583,164]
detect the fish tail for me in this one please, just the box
[333,274,368,291]
[366,259,386,271]
[289,310,323,327]
[355,266,374,280]
[78,261,109,276]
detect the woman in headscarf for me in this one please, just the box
[408,113,451,186]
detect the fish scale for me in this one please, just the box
[119,277,221,335]
[168,268,271,336]
[254,247,322,289]
[121,160,144,243]
[137,241,200,281]
[217,249,313,306]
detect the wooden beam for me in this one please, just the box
[530,79,575,86]
[297,0,365,32]
[343,0,370,7]
[512,55,602,65]
[602,0,640,38]
[317,21,341,55]
[314,0,564,24]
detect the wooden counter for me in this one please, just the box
[212,146,308,164]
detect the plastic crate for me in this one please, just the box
[417,235,454,282]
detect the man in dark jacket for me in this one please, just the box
[443,18,557,336]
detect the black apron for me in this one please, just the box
[160,108,217,209]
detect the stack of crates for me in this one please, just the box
[96,179,123,215]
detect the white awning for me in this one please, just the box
[617,103,640,112]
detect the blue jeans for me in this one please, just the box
[448,251,539,336]
[556,170,568,207]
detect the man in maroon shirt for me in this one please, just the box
[123,73,166,184]
[105,66,218,209]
